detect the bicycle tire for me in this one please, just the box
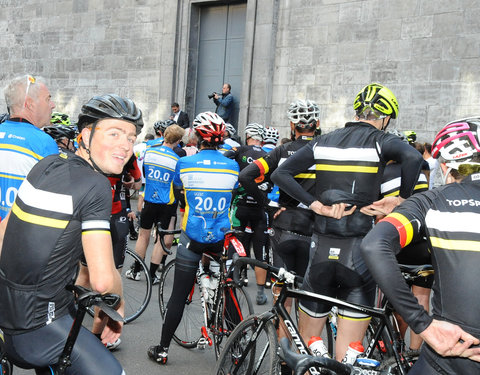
[158,259,203,348]
[86,248,152,324]
[121,248,152,323]
[213,283,254,359]
[378,350,420,374]
[215,316,279,375]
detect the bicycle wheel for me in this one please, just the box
[87,248,152,324]
[379,350,420,374]
[158,259,203,348]
[213,283,254,359]
[215,316,279,375]
[0,357,12,375]
[121,248,152,323]
[364,317,395,361]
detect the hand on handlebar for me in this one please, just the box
[99,299,124,346]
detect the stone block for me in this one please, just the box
[442,36,480,59]
[387,39,412,61]
[73,0,89,13]
[433,11,464,37]
[401,16,433,39]
[306,85,331,104]
[412,38,442,62]
[431,61,460,81]
[339,3,361,23]
[419,0,463,15]
[337,42,367,64]
[377,19,402,41]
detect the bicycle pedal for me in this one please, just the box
[197,338,208,349]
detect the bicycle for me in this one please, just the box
[87,226,180,324]
[0,285,122,375]
[158,229,254,359]
[215,258,430,375]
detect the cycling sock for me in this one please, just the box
[133,260,142,273]
[161,254,167,265]
[257,284,265,295]
[150,262,159,279]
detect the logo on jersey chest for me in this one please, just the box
[328,247,340,260]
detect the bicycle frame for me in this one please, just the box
[195,231,248,348]
[230,260,414,375]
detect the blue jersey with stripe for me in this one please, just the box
[174,149,239,243]
[0,120,58,220]
[144,144,180,204]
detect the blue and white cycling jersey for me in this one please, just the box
[144,144,180,205]
[0,120,58,220]
[174,149,239,243]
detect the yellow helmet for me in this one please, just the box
[353,83,399,119]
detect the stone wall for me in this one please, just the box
[1,0,479,142]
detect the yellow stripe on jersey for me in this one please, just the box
[414,183,429,191]
[82,230,111,235]
[181,167,239,175]
[12,203,68,229]
[295,172,316,179]
[0,144,43,160]
[0,173,24,181]
[430,237,480,251]
[316,164,379,173]
[382,212,414,247]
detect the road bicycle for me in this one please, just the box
[215,258,431,375]
[158,229,254,359]
[0,285,122,375]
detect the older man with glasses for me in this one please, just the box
[0,74,58,220]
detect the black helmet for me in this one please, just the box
[153,120,167,134]
[43,125,78,141]
[77,94,143,134]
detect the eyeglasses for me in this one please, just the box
[23,75,36,107]
[357,105,388,120]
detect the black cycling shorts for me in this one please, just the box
[4,311,124,374]
[299,233,376,319]
[140,201,177,230]
[271,228,310,277]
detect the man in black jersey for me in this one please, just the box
[272,83,423,361]
[225,123,270,304]
[0,94,143,374]
[362,117,480,374]
[239,99,319,280]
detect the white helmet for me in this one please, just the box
[287,99,320,129]
[225,123,236,136]
[245,123,264,141]
[263,126,279,145]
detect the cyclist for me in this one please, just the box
[361,117,480,374]
[43,123,78,152]
[218,122,240,153]
[225,123,270,305]
[126,124,185,284]
[0,75,58,221]
[240,100,318,281]
[272,83,423,361]
[262,126,280,153]
[148,111,239,365]
[0,93,142,374]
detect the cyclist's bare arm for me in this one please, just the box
[82,231,124,344]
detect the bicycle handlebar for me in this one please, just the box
[155,226,181,255]
[67,285,123,322]
[278,338,352,375]
[232,257,303,287]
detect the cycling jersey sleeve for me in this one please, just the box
[381,136,423,199]
[361,194,433,334]
[271,141,316,207]
[239,162,266,206]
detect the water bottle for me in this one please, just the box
[308,336,330,358]
[207,275,219,304]
[342,341,364,365]
[355,357,380,368]
[199,273,210,302]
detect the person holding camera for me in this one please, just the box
[211,83,234,124]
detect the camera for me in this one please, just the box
[208,92,217,99]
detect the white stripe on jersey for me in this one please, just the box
[144,150,178,171]
[180,171,238,190]
[314,146,379,163]
[0,149,38,177]
[418,173,428,183]
[17,179,73,215]
[82,220,110,230]
[381,177,401,194]
[278,157,315,170]
[426,210,480,234]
